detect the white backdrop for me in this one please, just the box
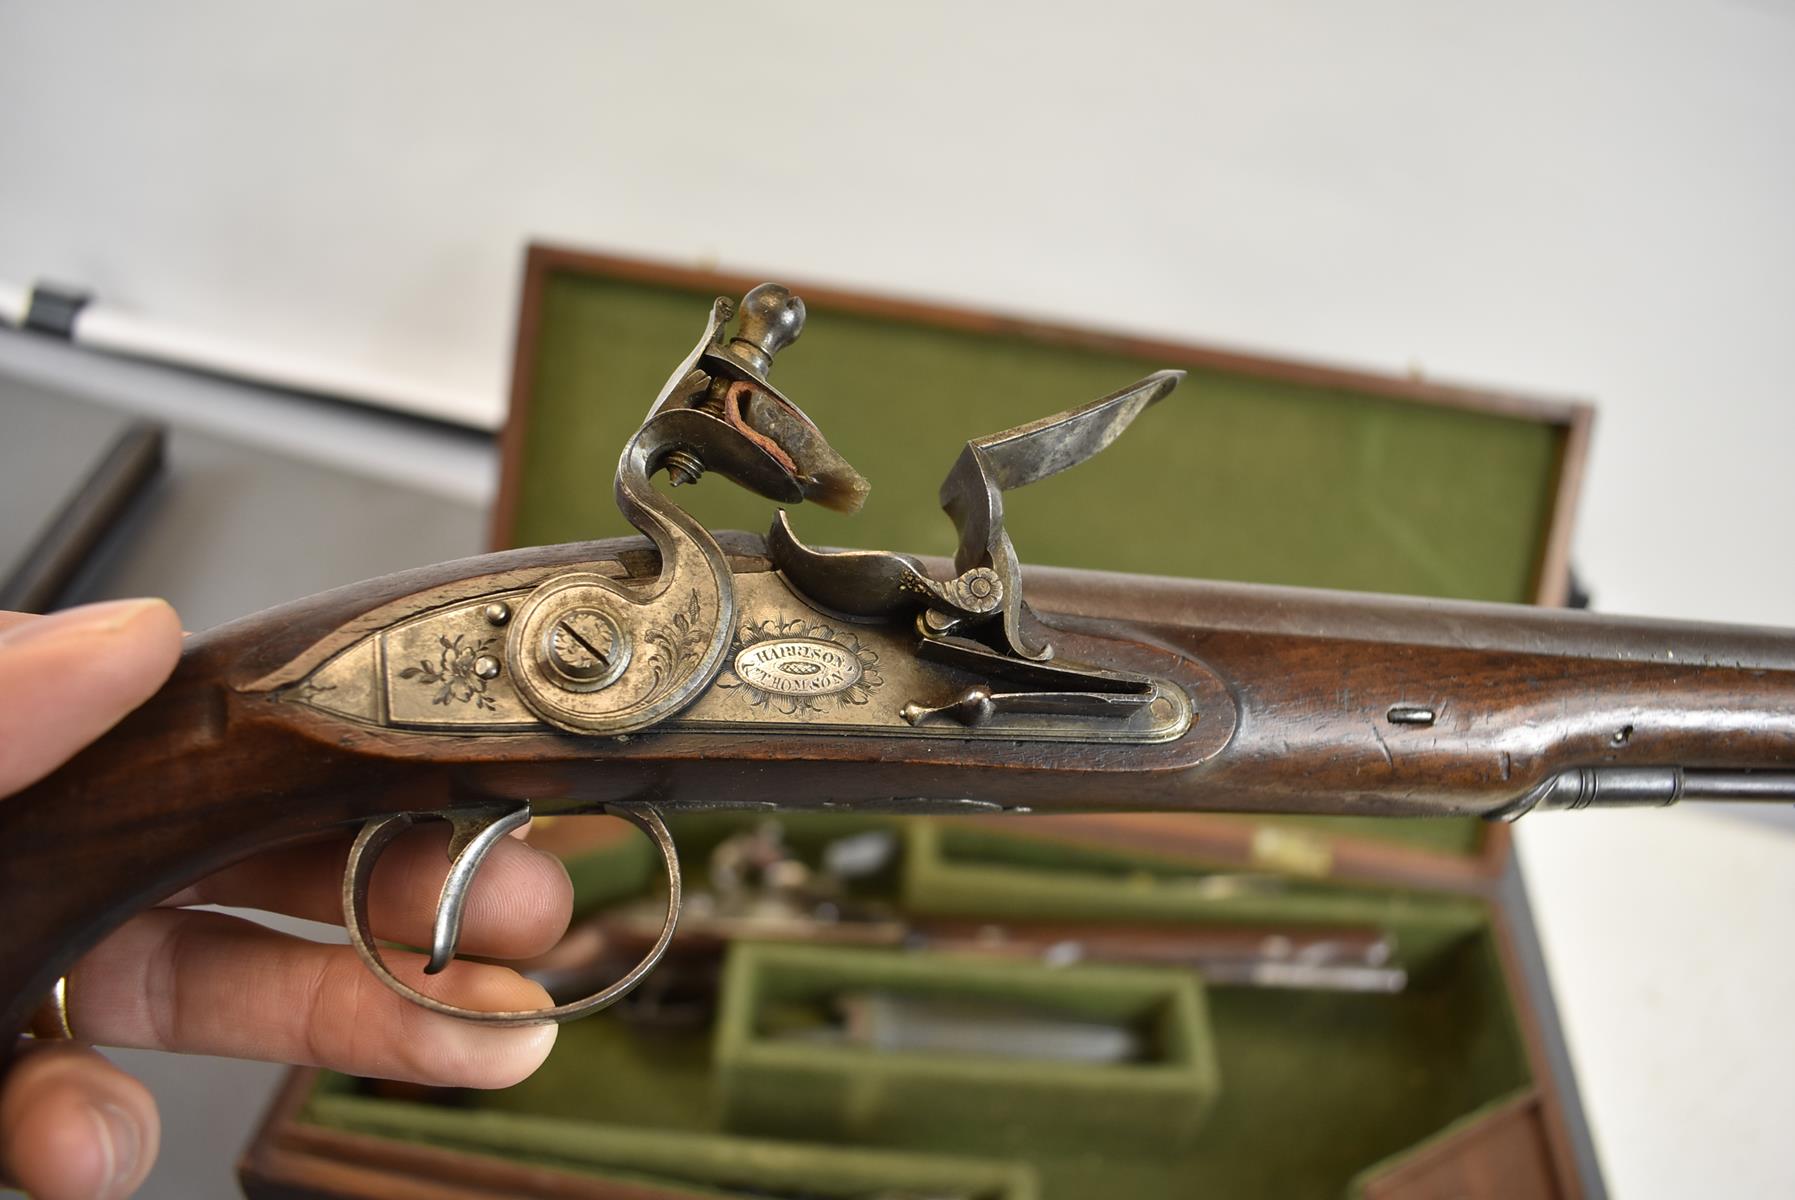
[3,3,1792,1195]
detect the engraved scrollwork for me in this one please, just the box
[643,589,708,703]
[280,679,338,705]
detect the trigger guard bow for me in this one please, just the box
[342,803,682,1026]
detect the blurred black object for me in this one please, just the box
[1566,567,1593,610]
[0,420,166,613]
[19,283,93,339]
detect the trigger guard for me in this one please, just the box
[342,805,682,1027]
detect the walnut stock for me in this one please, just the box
[4,532,1794,1040]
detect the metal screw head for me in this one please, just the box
[543,608,629,690]
[483,602,512,627]
[472,655,502,680]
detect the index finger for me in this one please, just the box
[164,825,574,960]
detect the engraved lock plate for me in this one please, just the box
[279,571,1194,744]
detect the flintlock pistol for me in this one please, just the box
[6,283,1794,1035]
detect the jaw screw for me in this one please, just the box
[664,449,705,487]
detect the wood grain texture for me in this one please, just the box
[1355,1089,1562,1199]
[8,532,1794,1043]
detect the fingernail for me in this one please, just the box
[0,598,173,649]
[417,976,560,1088]
[88,1101,144,1199]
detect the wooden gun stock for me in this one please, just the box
[6,532,1795,1039]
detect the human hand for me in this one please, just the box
[0,599,573,1198]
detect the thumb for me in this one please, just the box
[0,599,183,796]
[0,1043,160,1200]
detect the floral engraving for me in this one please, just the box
[718,617,883,718]
[399,634,499,710]
[644,590,709,700]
